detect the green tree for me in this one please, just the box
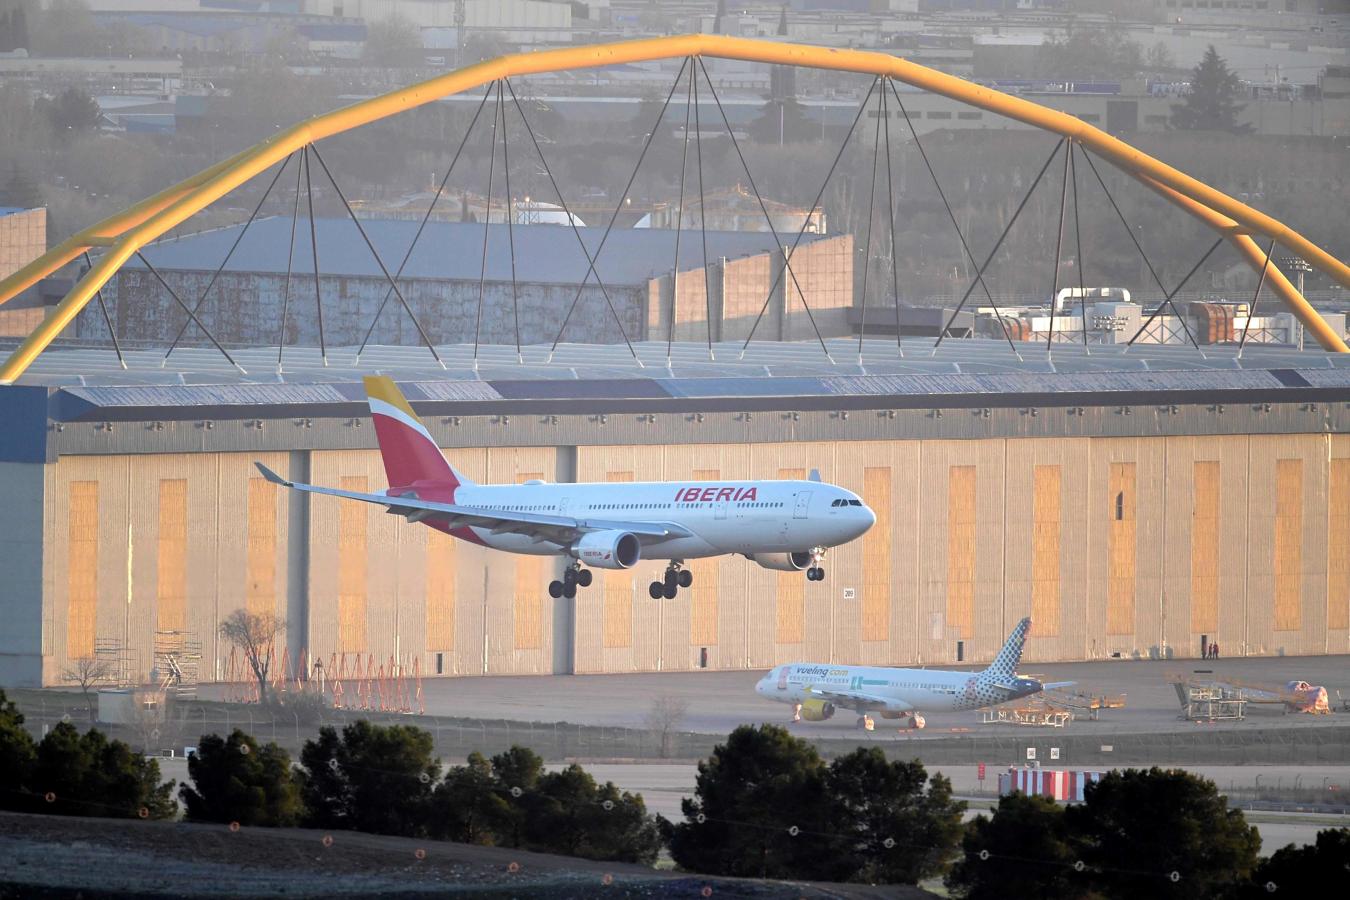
[0,689,37,812]
[31,721,175,819]
[1038,26,1144,79]
[430,751,510,845]
[946,791,1079,900]
[668,724,839,880]
[1245,828,1350,899]
[179,730,302,826]
[1171,45,1251,133]
[298,720,440,837]
[36,86,100,133]
[524,764,662,864]
[1067,767,1261,900]
[488,744,545,848]
[363,14,421,68]
[828,747,966,884]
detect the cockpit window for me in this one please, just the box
[831,499,842,507]
[849,499,862,506]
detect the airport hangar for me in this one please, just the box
[1,338,1349,689]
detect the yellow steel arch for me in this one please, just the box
[2,33,1347,382]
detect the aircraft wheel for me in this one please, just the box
[576,568,593,588]
[548,580,564,599]
[563,581,577,600]
[677,569,693,589]
[815,566,826,580]
[662,581,678,600]
[649,581,664,600]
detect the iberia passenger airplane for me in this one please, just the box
[256,376,875,600]
[755,617,1072,730]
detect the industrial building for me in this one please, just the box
[81,219,853,348]
[0,206,46,338]
[1,338,1348,688]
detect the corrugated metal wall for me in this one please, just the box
[34,433,1350,686]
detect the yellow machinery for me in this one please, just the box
[3,34,1348,383]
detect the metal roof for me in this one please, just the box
[9,338,1350,422]
[122,218,829,286]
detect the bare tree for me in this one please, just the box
[219,609,285,707]
[63,656,113,723]
[644,694,689,758]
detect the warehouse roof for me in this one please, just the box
[123,218,831,286]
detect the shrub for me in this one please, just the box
[180,729,302,826]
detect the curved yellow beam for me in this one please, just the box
[0,149,259,307]
[3,34,1347,381]
[1137,176,1347,352]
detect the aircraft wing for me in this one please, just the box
[1042,681,1077,690]
[804,685,914,713]
[254,463,693,547]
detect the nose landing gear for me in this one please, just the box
[648,561,693,600]
[548,563,593,599]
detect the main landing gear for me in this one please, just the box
[649,561,693,600]
[806,547,826,582]
[548,563,593,600]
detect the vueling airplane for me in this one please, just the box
[755,617,1071,730]
[256,376,874,600]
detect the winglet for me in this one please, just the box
[254,462,292,487]
[808,468,821,482]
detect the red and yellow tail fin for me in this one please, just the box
[363,376,471,489]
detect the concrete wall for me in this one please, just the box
[0,462,44,685]
[84,273,647,348]
[17,431,1350,687]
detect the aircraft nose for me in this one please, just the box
[859,503,876,532]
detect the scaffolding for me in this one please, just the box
[153,630,202,699]
[982,701,1074,728]
[1173,681,1248,721]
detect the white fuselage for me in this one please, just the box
[756,662,1041,715]
[453,479,874,560]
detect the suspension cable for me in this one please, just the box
[473,82,503,368]
[83,251,125,369]
[276,153,305,370]
[691,66,713,359]
[504,79,634,363]
[1238,236,1278,358]
[889,82,1019,358]
[1069,142,1089,350]
[856,80,884,363]
[934,138,1064,351]
[163,153,294,364]
[879,81,903,358]
[135,251,243,372]
[309,143,446,368]
[544,58,692,364]
[702,61,878,361]
[1127,236,1224,346]
[499,81,523,363]
[667,61,695,366]
[1079,148,1201,352]
[302,146,327,365]
[1047,136,1072,353]
[356,83,493,362]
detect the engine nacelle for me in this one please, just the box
[799,699,836,722]
[751,551,812,572]
[572,530,641,569]
[908,715,926,730]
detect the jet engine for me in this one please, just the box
[908,715,926,729]
[799,699,836,721]
[572,531,641,569]
[751,551,812,572]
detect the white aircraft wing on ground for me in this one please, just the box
[803,685,914,713]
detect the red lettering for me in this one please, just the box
[676,487,695,502]
[743,487,757,501]
[699,487,716,502]
[716,487,734,501]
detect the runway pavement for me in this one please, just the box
[417,654,1350,738]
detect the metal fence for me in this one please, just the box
[14,692,1350,770]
